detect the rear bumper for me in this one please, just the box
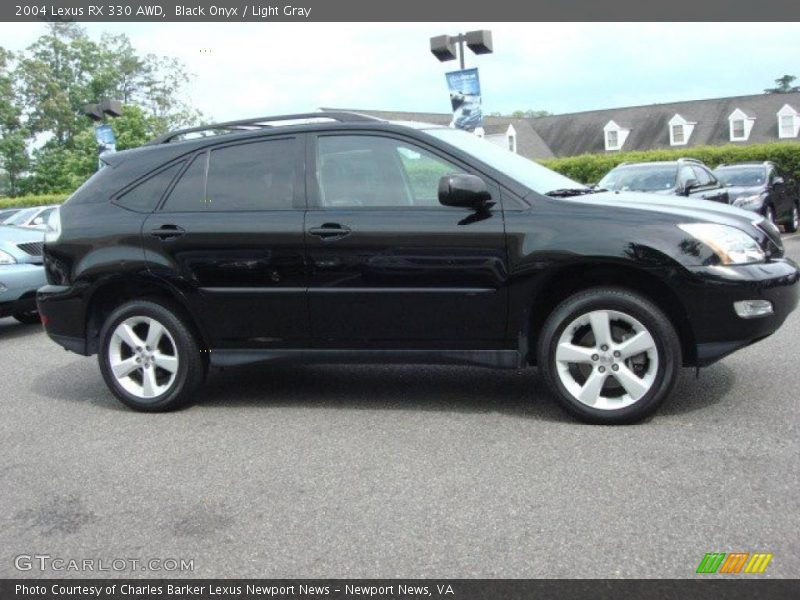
[37,283,90,355]
[685,258,799,365]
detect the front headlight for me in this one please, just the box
[732,194,764,211]
[0,249,17,265]
[678,223,765,265]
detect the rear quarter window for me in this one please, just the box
[115,162,184,213]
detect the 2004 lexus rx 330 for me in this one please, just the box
[36,112,799,423]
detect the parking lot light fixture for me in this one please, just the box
[430,30,493,70]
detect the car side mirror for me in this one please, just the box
[32,217,44,225]
[683,178,698,195]
[438,174,492,209]
[773,176,785,187]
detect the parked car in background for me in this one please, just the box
[713,162,799,232]
[0,224,46,324]
[2,205,58,230]
[0,208,23,224]
[597,158,729,204]
[37,112,799,424]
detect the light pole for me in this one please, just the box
[83,100,123,169]
[430,30,493,69]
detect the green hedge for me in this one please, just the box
[540,142,800,184]
[0,193,70,209]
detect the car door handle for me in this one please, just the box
[150,224,186,240]
[308,223,351,240]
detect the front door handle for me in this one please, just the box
[308,223,351,240]
[150,224,186,240]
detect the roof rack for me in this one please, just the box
[147,111,382,145]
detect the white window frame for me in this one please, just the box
[778,105,799,139]
[669,114,696,146]
[728,108,755,142]
[603,120,629,151]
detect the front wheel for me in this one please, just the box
[537,288,681,424]
[98,300,204,411]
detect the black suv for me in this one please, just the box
[37,112,799,423]
[713,161,799,232]
[597,158,729,203]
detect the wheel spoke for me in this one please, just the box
[578,368,608,405]
[616,331,655,359]
[613,364,649,401]
[588,311,613,348]
[145,319,166,349]
[111,356,139,379]
[141,367,158,398]
[115,323,144,350]
[556,342,596,364]
[153,352,178,373]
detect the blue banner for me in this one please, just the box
[445,68,482,131]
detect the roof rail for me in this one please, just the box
[147,111,383,145]
[677,157,702,164]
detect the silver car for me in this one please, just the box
[0,224,47,324]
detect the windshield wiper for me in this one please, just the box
[545,187,606,198]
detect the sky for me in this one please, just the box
[0,22,798,122]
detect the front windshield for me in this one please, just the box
[714,167,766,187]
[425,127,585,195]
[4,207,38,226]
[598,165,678,192]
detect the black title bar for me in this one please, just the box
[4,0,800,22]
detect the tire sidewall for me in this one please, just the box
[538,289,680,424]
[98,301,195,411]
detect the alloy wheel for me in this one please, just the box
[108,316,179,400]
[792,205,799,231]
[554,309,659,410]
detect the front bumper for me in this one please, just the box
[684,258,799,365]
[0,264,46,318]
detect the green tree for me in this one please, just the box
[0,47,29,196]
[511,109,551,118]
[13,23,202,194]
[765,74,799,94]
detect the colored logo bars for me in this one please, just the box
[696,552,773,574]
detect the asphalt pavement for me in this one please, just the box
[1,235,798,579]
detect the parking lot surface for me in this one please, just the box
[1,235,799,578]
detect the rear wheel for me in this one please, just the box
[98,300,204,411]
[13,311,40,325]
[537,287,681,424]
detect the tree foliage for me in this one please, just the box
[765,74,799,94]
[1,23,201,196]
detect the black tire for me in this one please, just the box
[784,202,799,233]
[537,287,681,424]
[98,300,204,412]
[12,311,40,325]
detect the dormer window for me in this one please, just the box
[728,108,755,142]
[778,105,798,138]
[603,120,629,151]
[669,114,696,146]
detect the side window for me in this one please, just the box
[692,166,714,187]
[163,138,297,212]
[316,135,461,208]
[396,144,460,206]
[163,154,207,211]
[117,162,184,213]
[678,165,695,186]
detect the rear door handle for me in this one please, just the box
[150,224,186,240]
[308,223,351,240]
